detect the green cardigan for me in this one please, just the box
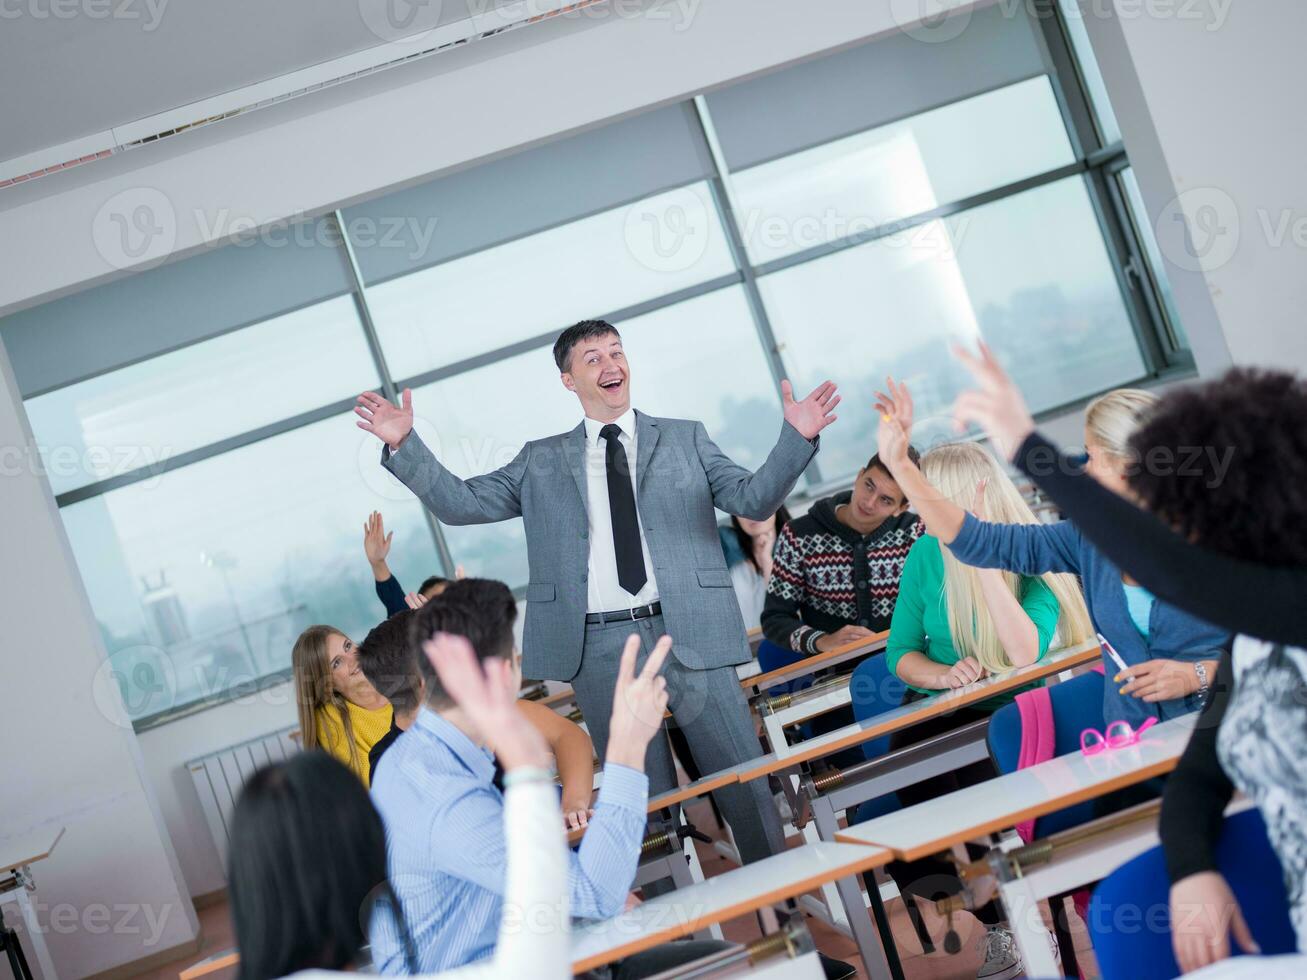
[886,535,1062,708]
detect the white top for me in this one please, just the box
[729,560,767,630]
[581,409,660,613]
[285,780,568,980]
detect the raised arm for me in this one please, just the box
[873,379,1081,576]
[694,380,835,519]
[356,388,526,525]
[950,343,1307,646]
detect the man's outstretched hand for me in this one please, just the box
[781,379,840,440]
[356,388,414,451]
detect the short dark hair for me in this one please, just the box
[864,449,919,504]
[1126,367,1307,566]
[228,753,415,980]
[407,579,518,709]
[355,609,422,713]
[553,319,621,372]
[418,575,449,597]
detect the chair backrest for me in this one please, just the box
[988,671,1107,838]
[755,638,811,697]
[849,653,907,762]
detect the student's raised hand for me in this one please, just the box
[404,592,429,610]
[355,388,415,451]
[943,657,986,689]
[873,376,915,475]
[363,511,393,565]
[423,632,550,771]
[782,379,841,440]
[1170,871,1259,973]
[950,341,1036,462]
[604,635,672,771]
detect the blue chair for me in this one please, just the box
[1090,807,1295,979]
[848,653,908,823]
[987,670,1106,837]
[847,653,933,952]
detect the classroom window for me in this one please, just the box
[757,177,1145,477]
[367,182,736,381]
[24,297,377,497]
[60,415,441,725]
[727,77,1076,266]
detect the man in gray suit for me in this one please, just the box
[355,319,839,863]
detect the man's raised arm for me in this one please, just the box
[356,388,525,525]
[694,379,837,518]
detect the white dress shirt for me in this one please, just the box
[582,409,661,613]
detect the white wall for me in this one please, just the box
[0,0,987,316]
[0,338,198,978]
[1079,0,1306,373]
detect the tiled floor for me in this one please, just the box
[139,800,1098,980]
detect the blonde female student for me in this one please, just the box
[293,625,393,787]
[878,441,1092,980]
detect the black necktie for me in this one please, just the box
[599,424,647,596]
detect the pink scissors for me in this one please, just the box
[1081,717,1159,756]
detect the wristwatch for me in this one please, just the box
[1193,661,1210,701]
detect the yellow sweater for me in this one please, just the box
[315,698,393,787]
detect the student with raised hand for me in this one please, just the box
[292,625,392,787]
[226,631,571,980]
[369,578,733,977]
[948,350,1307,976]
[875,439,1091,980]
[873,375,1227,729]
[355,603,598,828]
[363,510,451,618]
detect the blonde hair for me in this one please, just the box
[921,443,1093,674]
[292,625,363,777]
[1085,389,1158,461]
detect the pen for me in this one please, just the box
[1097,632,1130,676]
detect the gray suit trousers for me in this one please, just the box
[569,613,784,866]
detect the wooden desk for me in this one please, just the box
[178,950,238,980]
[571,841,895,976]
[1,826,64,980]
[836,713,1196,859]
[742,633,888,695]
[835,714,1195,979]
[737,640,1101,782]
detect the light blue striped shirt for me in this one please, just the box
[368,708,648,974]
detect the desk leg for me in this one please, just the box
[809,796,902,980]
[14,888,57,980]
[997,876,1059,980]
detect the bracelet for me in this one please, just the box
[502,766,555,789]
[1193,661,1210,701]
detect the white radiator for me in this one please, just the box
[186,725,300,872]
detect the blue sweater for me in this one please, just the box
[950,513,1228,726]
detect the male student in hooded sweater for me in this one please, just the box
[761,449,924,656]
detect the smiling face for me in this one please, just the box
[561,330,631,422]
[324,632,378,704]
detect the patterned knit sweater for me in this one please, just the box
[761,491,924,655]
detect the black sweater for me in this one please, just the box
[1012,430,1307,883]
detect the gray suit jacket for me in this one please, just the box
[382,411,817,681]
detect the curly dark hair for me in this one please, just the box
[1125,367,1307,566]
